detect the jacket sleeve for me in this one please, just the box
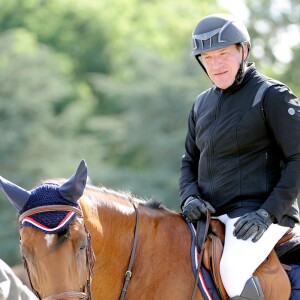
[179,102,200,207]
[260,85,300,224]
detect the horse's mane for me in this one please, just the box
[39,178,166,210]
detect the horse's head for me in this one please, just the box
[0,160,94,300]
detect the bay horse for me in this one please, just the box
[0,160,205,300]
[1,160,299,299]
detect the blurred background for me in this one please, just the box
[0,0,299,266]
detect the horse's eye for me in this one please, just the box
[79,240,87,252]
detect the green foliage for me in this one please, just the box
[244,0,300,75]
[282,47,300,95]
[87,50,211,203]
[0,0,298,266]
[0,198,21,265]
[0,0,112,77]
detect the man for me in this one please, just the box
[179,14,300,299]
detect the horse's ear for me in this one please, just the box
[0,176,31,211]
[59,160,88,203]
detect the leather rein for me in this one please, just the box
[191,210,211,300]
[19,205,94,300]
[119,201,139,300]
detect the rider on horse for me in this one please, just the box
[179,13,300,299]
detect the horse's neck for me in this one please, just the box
[80,195,137,254]
[80,196,139,297]
[79,195,198,299]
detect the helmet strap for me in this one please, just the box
[195,55,208,76]
[234,43,247,85]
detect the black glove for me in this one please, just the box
[233,209,274,242]
[182,196,215,222]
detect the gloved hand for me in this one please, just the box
[233,209,274,242]
[182,196,215,222]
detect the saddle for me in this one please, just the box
[202,219,300,300]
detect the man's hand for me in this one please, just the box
[182,196,215,222]
[233,209,274,242]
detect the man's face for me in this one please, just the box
[201,44,246,89]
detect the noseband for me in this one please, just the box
[19,205,95,300]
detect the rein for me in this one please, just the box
[191,210,211,300]
[118,201,209,300]
[19,204,94,300]
[119,201,139,300]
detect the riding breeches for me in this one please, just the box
[217,214,289,298]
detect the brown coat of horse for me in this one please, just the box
[8,165,204,300]
[1,160,294,299]
[77,188,201,299]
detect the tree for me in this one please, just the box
[0,0,112,77]
[0,28,93,264]
[0,0,298,265]
[244,0,300,77]
[86,50,211,206]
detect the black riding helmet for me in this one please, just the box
[192,14,251,85]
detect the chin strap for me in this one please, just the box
[234,43,247,85]
[195,55,208,76]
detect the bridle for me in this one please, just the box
[19,205,95,300]
[19,201,140,299]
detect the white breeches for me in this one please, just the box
[217,214,289,298]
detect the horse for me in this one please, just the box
[0,160,205,300]
[1,160,300,300]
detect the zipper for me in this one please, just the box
[265,151,268,192]
[207,91,223,202]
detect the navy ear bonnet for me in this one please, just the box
[20,184,79,234]
[0,160,87,234]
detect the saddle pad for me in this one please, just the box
[186,220,222,300]
[288,263,300,300]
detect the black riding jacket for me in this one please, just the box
[179,64,300,227]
